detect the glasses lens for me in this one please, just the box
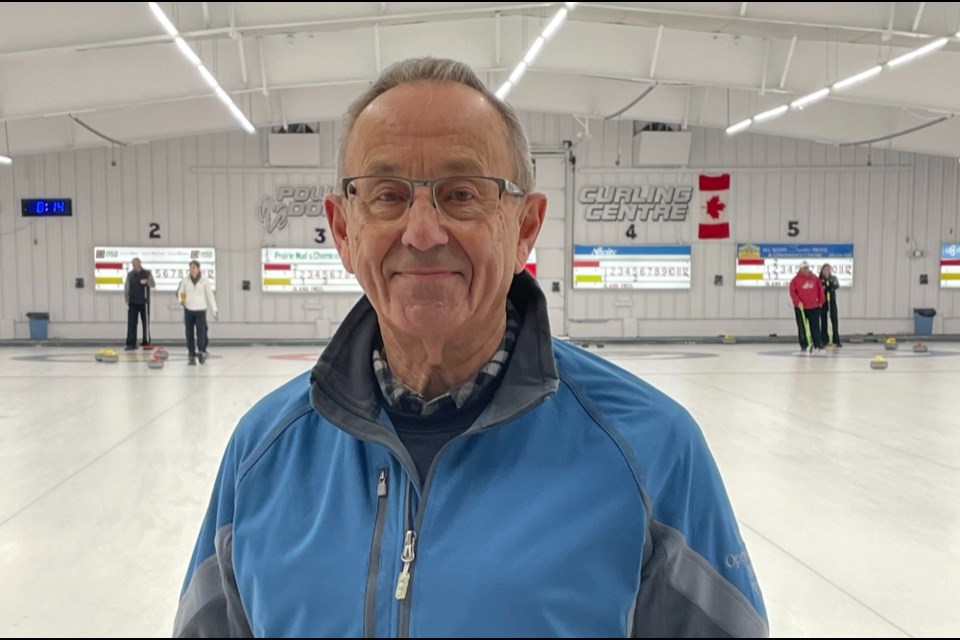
[347,177,412,220]
[434,177,500,220]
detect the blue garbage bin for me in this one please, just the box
[913,308,936,336]
[26,312,49,340]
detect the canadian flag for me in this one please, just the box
[698,173,731,239]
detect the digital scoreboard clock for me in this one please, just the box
[21,198,72,217]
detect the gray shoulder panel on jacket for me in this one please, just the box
[173,525,252,638]
[633,520,768,638]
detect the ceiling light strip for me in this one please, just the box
[728,33,951,136]
[147,2,255,134]
[496,4,577,100]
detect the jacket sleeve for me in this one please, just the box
[124,273,131,304]
[148,271,157,289]
[177,279,185,300]
[632,409,768,638]
[173,440,252,638]
[206,280,218,315]
[815,278,825,307]
[788,278,800,306]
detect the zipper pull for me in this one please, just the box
[377,469,388,497]
[394,530,417,600]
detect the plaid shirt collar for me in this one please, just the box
[373,303,521,417]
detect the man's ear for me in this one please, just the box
[514,192,547,274]
[325,194,354,274]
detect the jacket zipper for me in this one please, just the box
[363,468,389,638]
[391,397,556,637]
[396,480,417,638]
[394,529,417,600]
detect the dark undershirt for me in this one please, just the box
[384,377,502,485]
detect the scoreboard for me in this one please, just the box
[736,244,853,288]
[94,247,216,292]
[573,245,692,290]
[262,248,362,293]
[942,244,960,288]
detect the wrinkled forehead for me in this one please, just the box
[344,82,512,177]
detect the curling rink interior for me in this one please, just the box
[5,2,960,637]
[0,342,958,637]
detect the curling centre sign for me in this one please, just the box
[579,185,693,223]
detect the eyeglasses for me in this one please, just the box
[341,176,526,221]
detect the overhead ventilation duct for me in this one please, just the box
[632,122,692,167]
[268,124,321,166]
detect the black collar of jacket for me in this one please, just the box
[310,271,559,448]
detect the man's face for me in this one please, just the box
[132,259,142,271]
[190,264,200,278]
[326,82,545,341]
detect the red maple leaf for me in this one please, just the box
[706,195,726,219]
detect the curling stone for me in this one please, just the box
[850,334,864,344]
[147,354,165,370]
[884,337,898,351]
[913,342,928,354]
[722,334,737,344]
[98,348,119,363]
[870,355,888,370]
[155,346,169,360]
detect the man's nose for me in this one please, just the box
[400,187,449,251]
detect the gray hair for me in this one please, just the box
[337,57,534,193]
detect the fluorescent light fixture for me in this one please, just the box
[226,103,256,134]
[725,118,752,135]
[198,65,219,89]
[886,37,948,68]
[214,86,232,104]
[148,2,178,36]
[790,88,830,110]
[498,4,576,100]
[174,37,201,66]
[524,37,545,64]
[149,3,255,135]
[754,104,788,122]
[832,65,882,90]
[543,8,568,39]
[0,155,11,165]
[509,61,527,84]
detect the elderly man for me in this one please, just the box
[174,58,767,638]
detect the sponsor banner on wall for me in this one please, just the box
[736,243,853,288]
[941,244,960,288]
[573,245,692,290]
[261,247,536,293]
[525,248,537,277]
[262,248,361,293]
[94,247,216,292]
